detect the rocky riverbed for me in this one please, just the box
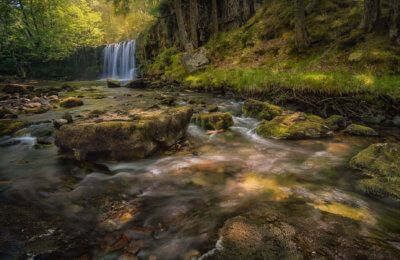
[0,81,400,259]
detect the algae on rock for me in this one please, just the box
[54,106,193,161]
[349,143,400,200]
[257,112,333,139]
[344,124,378,136]
[242,99,282,121]
[192,112,234,130]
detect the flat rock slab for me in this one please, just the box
[55,106,193,161]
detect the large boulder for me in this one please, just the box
[257,112,333,139]
[54,106,193,161]
[192,112,234,130]
[181,47,209,73]
[344,124,378,136]
[350,143,400,200]
[107,78,121,88]
[125,78,148,89]
[242,99,282,121]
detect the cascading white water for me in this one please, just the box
[102,40,136,80]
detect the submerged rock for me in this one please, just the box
[211,201,398,259]
[60,97,83,108]
[350,143,400,200]
[181,47,209,73]
[326,115,346,131]
[192,112,234,130]
[242,99,282,121]
[344,124,378,136]
[54,106,193,161]
[257,112,333,139]
[107,78,121,88]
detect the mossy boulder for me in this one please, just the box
[344,124,378,136]
[107,78,121,88]
[326,115,346,131]
[192,112,234,130]
[60,97,84,108]
[160,96,176,106]
[54,106,193,161]
[242,99,282,121]
[257,112,333,139]
[0,120,30,137]
[350,143,400,200]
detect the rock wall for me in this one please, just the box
[136,0,264,74]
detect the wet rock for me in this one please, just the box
[25,102,41,108]
[107,78,121,88]
[344,124,378,136]
[160,96,176,106]
[24,106,49,114]
[125,240,144,254]
[192,112,234,130]
[60,97,83,108]
[350,143,400,200]
[25,123,54,137]
[62,112,73,123]
[0,120,29,137]
[257,112,333,139]
[212,201,398,259]
[54,106,193,161]
[36,137,53,145]
[242,99,282,121]
[125,79,147,89]
[207,105,219,112]
[0,108,17,119]
[181,47,209,73]
[53,119,68,129]
[1,84,33,94]
[326,115,346,131]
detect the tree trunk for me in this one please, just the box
[305,0,319,15]
[211,0,219,36]
[189,0,198,48]
[359,0,380,32]
[294,0,310,51]
[174,0,193,52]
[390,0,400,45]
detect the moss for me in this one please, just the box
[344,124,378,136]
[242,99,282,121]
[350,143,400,200]
[88,109,105,115]
[326,115,346,130]
[107,79,120,88]
[160,96,176,106]
[192,112,234,130]
[24,107,49,114]
[257,112,332,139]
[60,97,84,108]
[0,120,30,136]
[207,105,219,112]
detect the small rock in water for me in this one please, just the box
[107,78,121,88]
[53,119,68,128]
[60,97,83,108]
[62,112,73,123]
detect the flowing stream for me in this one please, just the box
[102,40,136,80]
[0,82,399,259]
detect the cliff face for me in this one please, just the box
[136,0,263,74]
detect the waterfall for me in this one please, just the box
[102,40,136,80]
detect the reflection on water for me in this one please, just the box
[0,83,399,258]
